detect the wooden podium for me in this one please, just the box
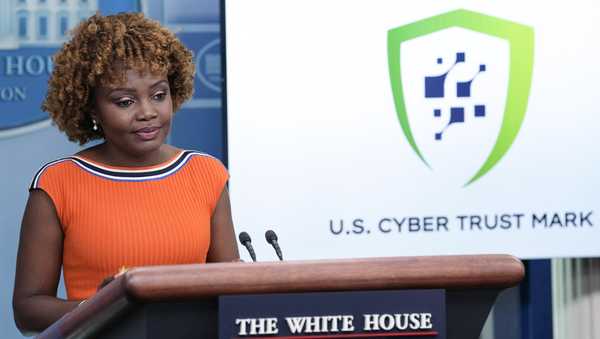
[37,255,524,339]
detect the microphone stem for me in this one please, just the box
[244,242,257,262]
[272,240,283,261]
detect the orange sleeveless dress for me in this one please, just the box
[30,150,228,300]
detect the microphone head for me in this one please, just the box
[239,231,251,244]
[265,230,278,243]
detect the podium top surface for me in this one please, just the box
[123,254,524,300]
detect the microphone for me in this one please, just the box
[265,230,283,261]
[238,232,257,262]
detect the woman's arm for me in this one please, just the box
[13,190,80,333]
[207,187,240,262]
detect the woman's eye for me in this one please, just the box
[153,92,167,101]
[115,99,134,108]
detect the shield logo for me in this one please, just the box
[387,9,534,186]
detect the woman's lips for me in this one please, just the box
[134,126,160,141]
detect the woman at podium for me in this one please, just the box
[12,12,239,333]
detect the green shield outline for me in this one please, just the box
[387,9,534,186]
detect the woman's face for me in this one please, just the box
[93,69,173,159]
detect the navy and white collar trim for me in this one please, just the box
[70,150,194,180]
[31,150,213,186]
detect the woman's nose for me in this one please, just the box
[136,99,158,120]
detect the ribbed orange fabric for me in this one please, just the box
[30,150,228,300]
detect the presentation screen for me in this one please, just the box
[224,0,599,260]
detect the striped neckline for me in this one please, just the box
[70,150,192,179]
[31,150,212,186]
[72,149,187,173]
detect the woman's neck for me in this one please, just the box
[78,143,180,168]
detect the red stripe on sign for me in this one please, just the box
[234,331,439,339]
